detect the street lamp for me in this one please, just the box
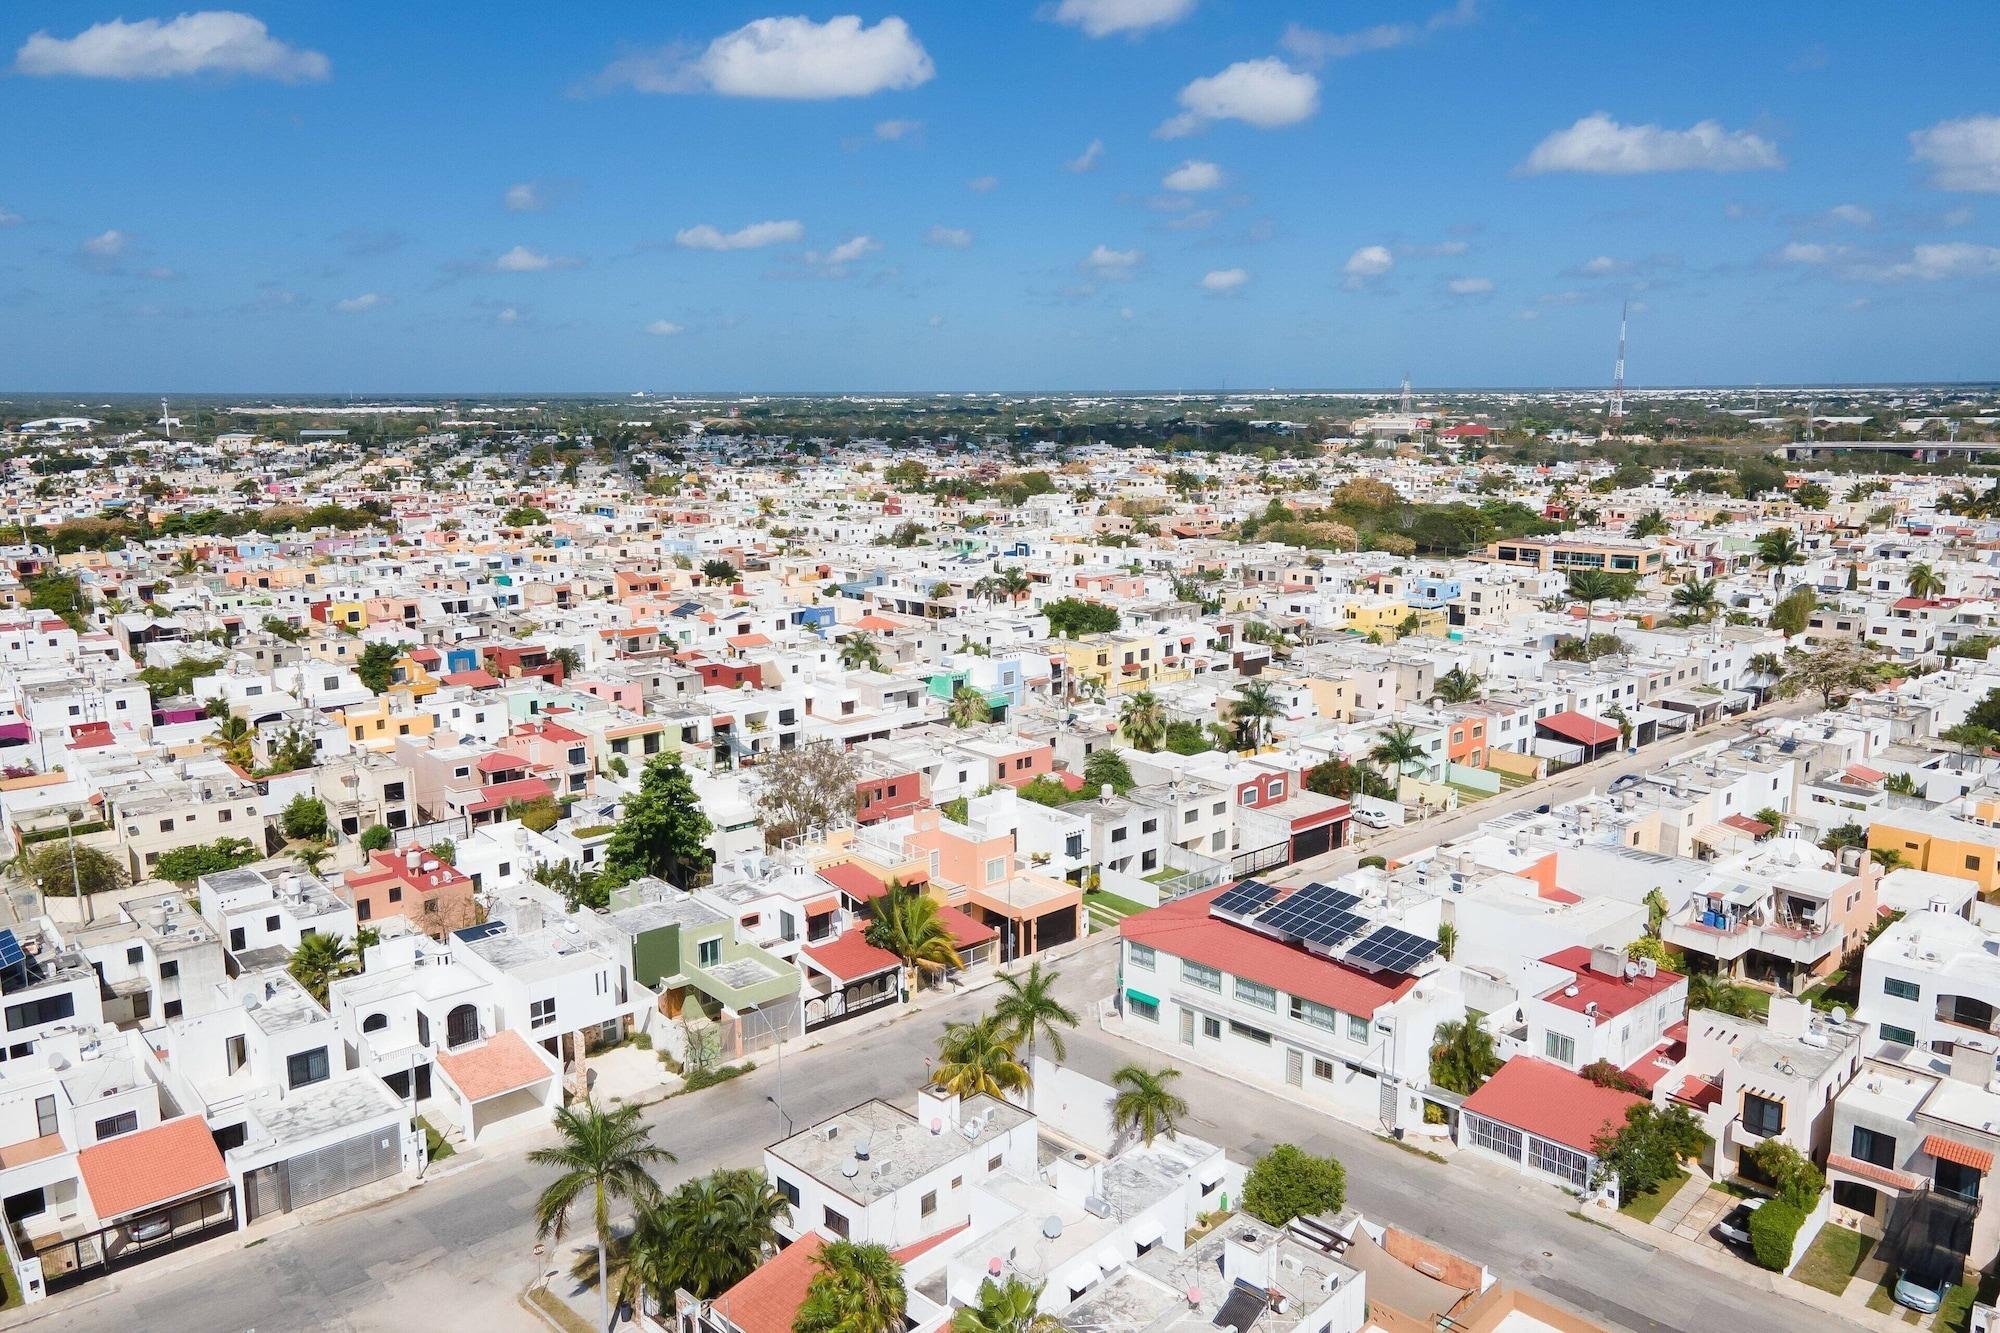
[766,1094,792,1137]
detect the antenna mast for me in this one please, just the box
[1609,302,1627,434]
[1399,374,1413,416]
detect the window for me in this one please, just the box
[1111,827,1127,843]
[985,857,1007,882]
[1290,997,1337,1031]
[1128,944,1155,971]
[697,939,721,968]
[1528,1137,1590,1187]
[160,960,179,980]
[1234,978,1276,1010]
[1741,1092,1784,1138]
[95,1110,140,1140]
[1936,1157,1982,1202]
[1347,1014,1369,1042]
[1852,1126,1897,1168]
[1312,1058,1335,1081]
[1181,960,1221,992]
[824,1206,850,1237]
[3,1188,44,1223]
[1130,996,1159,1021]
[989,1154,1003,1172]
[1467,1115,1523,1162]
[125,946,143,965]
[287,1047,330,1090]
[1883,977,1921,1001]
[35,1094,56,1138]
[1544,1032,1576,1065]
[5,994,75,1032]
[530,997,557,1028]
[1267,781,1283,800]
[920,1190,937,1218]
[1202,1016,1221,1040]
[1832,1181,1880,1217]
[1228,1021,1271,1045]
[1881,1023,1918,1047]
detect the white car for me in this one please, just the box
[1713,1197,1764,1247]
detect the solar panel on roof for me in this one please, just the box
[1343,925,1440,974]
[1255,882,1368,950]
[0,929,22,971]
[1210,880,1278,919]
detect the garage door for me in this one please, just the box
[1292,824,1332,862]
[283,1127,402,1212]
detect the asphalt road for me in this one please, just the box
[35,941,1853,1333]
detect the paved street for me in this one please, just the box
[31,938,1854,1333]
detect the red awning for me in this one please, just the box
[804,895,841,916]
[1537,711,1621,747]
[1925,1134,1994,1172]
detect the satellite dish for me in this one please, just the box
[1831,1006,1848,1026]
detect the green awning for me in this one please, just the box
[1125,988,1159,1007]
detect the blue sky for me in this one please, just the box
[2,2,1997,392]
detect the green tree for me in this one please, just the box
[1368,723,1428,777]
[1433,666,1484,704]
[1767,586,1817,639]
[287,931,357,1005]
[992,961,1078,1064]
[839,632,884,672]
[952,1276,1051,1333]
[1436,921,1458,961]
[1231,679,1282,748]
[1773,642,1877,709]
[931,1012,1030,1098]
[502,504,548,527]
[1748,1199,1805,1271]
[19,839,127,898]
[1670,578,1719,624]
[1591,1102,1711,1204]
[701,559,738,584]
[628,1168,792,1300]
[359,824,394,853]
[1688,972,1760,1017]
[601,754,714,889]
[1043,597,1121,638]
[1428,1018,1501,1094]
[1741,1139,1825,1211]
[1566,569,1619,622]
[1241,1143,1346,1226]
[531,1098,676,1332]
[795,1239,907,1333]
[1081,748,1135,795]
[356,641,402,695]
[155,837,259,882]
[1630,510,1670,538]
[865,883,963,992]
[282,794,329,842]
[1119,690,1167,752]
[946,684,992,728]
[1755,529,1805,593]
[1906,562,1946,599]
[1109,1064,1187,1146]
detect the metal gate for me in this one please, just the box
[280,1128,402,1213]
[1179,1009,1195,1047]
[1285,1048,1304,1087]
[244,1163,288,1222]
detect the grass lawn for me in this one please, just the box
[1085,888,1149,919]
[1618,1169,1688,1225]
[420,1116,455,1162]
[1865,1281,1922,1324]
[0,1263,18,1313]
[1938,1271,2000,1333]
[1792,1225,1871,1296]
[1142,868,1183,885]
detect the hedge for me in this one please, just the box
[1749,1199,1805,1271]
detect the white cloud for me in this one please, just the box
[1910,116,2000,193]
[1157,58,1318,138]
[504,183,543,212]
[875,118,922,141]
[1777,242,1847,265]
[494,245,577,272]
[80,229,127,260]
[1579,255,1624,275]
[1200,267,1248,293]
[1944,207,1975,227]
[1281,0,1478,65]
[335,293,384,313]
[804,235,879,274]
[675,220,805,251]
[1877,243,2000,282]
[1084,244,1142,278]
[1446,276,1493,294]
[1827,203,1873,226]
[967,174,1000,193]
[1342,244,1393,288]
[0,207,21,227]
[1162,159,1222,192]
[1400,239,1468,258]
[596,15,932,100]
[17,11,328,82]
[646,319,684,336]
[1520,113,1783,174]
[925,225,973,249]
[496,306,520,325]
[1051,0,1197,39]
[1067,139,1104,173]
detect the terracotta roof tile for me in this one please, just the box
[1460,1057,1644,1153]
[1925,1133,1994,1172]
[77,1117,228,1220]
[802,933,902,983]
[713,1234,823,1333]
[435,1030,555,1102]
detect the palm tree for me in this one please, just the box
[999,567,1031,604]
[1432,667,1484,705]
[1435,922,1458,962]
[1907,562,1946,599]
[840,633,883,672]
[1630,510,1670,539]
[946,684,991,728]
[1565,570,1618,624]
[635,1168,791,1299]
[531,1098,676,1330]
[993,961,1078,1064]
[1119,690,1167,752]
[1368,724,1427,778]
[864,883,963,993]
[1110,1064,1187,1147]
[953,1275,1051,1333]
[796,1239,906,1333]
[1883,772,1926,797]
[1671,578,1719,624]
[1231,679,1282,749]
[969,575,1004,607]
[1643,887,1670,937]
[1870,847,1905,871]
[1428,1018,1500,1094]
[932,1012,1030,1098]
[207,713,253,766]
[1687,973,1758,1018]
[1748,652,1783,679]
[287,932,356,1005]
[1755,529,1805,593]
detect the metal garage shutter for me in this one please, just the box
[284,1128,401,1212]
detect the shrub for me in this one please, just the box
[1748,1199,1805,1271]
[155,837,259,882]
[1742,1139,1825,1210]
[1241,1143,1346,1226]
[359,824,393,852]
[1358,855,1387,869]
[681,1061,755,1094]
[281,794,329,842]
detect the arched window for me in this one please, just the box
[446,1003,480,1048]
[362,1013,389,1034]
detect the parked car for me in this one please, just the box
[1713,1198,1763,1247]
[125,1214,173,1243]
[1610,774,1642,792]
[1893,1261,1952,1314]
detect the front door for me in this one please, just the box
[1286,1047,1304,1087]
[1179,1009,1195,1047]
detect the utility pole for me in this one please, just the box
[1610,301,1627,434]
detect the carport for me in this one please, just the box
[434,1029,562,1145]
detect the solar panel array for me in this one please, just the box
[1210,879,1278,919]
[1252,882,1368,951]
[1343,925,1440,974]
[0,929,22,972]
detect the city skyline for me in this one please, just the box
[2,2,1997,391]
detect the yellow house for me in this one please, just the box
[388,651,440,701]
[336,692,435,753]
[1340,597,1444,642]
[1869,803,2000,896]
[1059,637,1115,700]
[320,600,368,631]
[1297,673,1357,723]
[1103,630,1194,695]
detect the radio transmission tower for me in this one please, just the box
[1399,374,1413,416]
[1609,302,1627,432]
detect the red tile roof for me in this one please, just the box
[467,775,556,813]
[78,1116,228,1220]
[714,1234,823,1333]
[802,932,901,982]
[1667,1074,1723,1111]
[936,902,998,949]
[1120,887,1417,1019]
[819,860,892,901]
[1721,813,1773,837]
[435,1030,555,1102]
[476,752,528,773]
[1925,1134,1994,1172]
[1461,1057,1644,1153]
[1828,1154,1925,1192]
[893,1221,969,1261]
[1536,711,1621,747]
[442,669,501,688]
[1538,946,1683,1023]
